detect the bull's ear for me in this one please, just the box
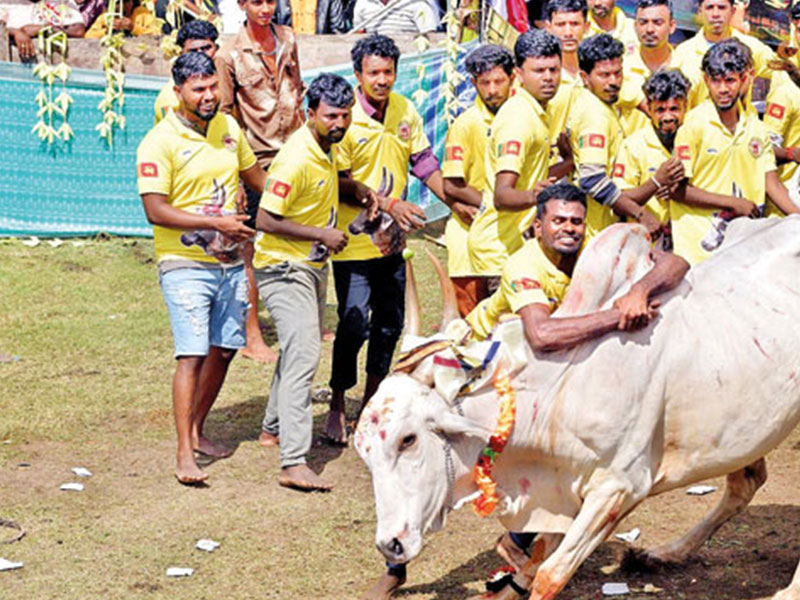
[426,410,490,440]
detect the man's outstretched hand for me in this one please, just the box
[614,286,660,331]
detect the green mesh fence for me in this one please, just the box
[0,45,474,237]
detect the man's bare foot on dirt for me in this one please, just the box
[258,431,280,447]
[176,455,208,484]
[495,532,528,571]
[241,343,278,364]
[194,435,233,458]
[325,409,348,445]
[278,464,333,491]
[360,571,406,600]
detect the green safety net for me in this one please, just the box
[0,45,475,237]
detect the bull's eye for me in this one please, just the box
[399,434,416,451]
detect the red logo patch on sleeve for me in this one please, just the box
[511,277,542,292]
[612,163,625,178]
[676,145,691,161]
[266,177,291,199]
[501,140,521,156]
[588,134,606,149]
[139,162,158,177]
[446,145,464,161]
[767,103,786,120]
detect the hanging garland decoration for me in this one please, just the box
[31,22,74,144]
[472,362,516,517]
[96,0,126,147]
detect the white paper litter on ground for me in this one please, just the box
[615,528,641,543]
[686,485,717,496]
[602,582,631,595]
[71,240,87,247]
[195,539,220,552]
[0,558,23,571]
[47,239,63,248]
[21,237,40,247]
[59,483,84,492]
[71,467,92,478]
[166,567,194,577]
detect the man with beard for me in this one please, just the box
[586,0,638,56]
[671,39,799,265]
[252,74,379,491]
[136,52,267,484]
[442,44,515,316]
[613,69,689,249]
[568,33,653,239]
[467,30,565,298]
[673,0,776,109]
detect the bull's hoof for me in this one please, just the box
[620,547,682,573]
[359,571,406,600]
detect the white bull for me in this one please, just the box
[355,216,800,599]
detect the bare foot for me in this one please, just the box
[278,464,333,492]
[325,409,348,445]
[360,571,406,600]
[258,431,280,447]
[241,343,278,364]
[495,533,528,571]
[194,435,233,458]
[322,327,335,342]
[176,455,208,485]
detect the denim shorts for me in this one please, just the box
[159,265,249,357]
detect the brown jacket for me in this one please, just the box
[215,24,305,168]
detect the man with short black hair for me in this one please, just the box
[586,0,638,55]
[137,52,267,484]
[327,34,442,445]
[614,69,689,249]
[672,39,799,265]
[442,44,515,316]
[568,33,653,238]
[154,20,220,124]
[253,73,379,491]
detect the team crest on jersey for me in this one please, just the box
[498,140,521,156]
[446,146,464,161]
[510,278,541,292]
[398,121,411,141]
[579,134,605,149]
[749,137,764,157]
[612,163,625,178]
[222,134,237,152]
[266,177,291,199]
[676,145,690,160]
[139,162,158,177]
[767,103,786,120]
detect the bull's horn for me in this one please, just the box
[425,248,459,331]
[404,257,421,337]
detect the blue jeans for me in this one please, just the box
[329,253,405,391]
[159,265,248,358]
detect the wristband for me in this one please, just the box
[650,175,664,191]
[386,198,399,214]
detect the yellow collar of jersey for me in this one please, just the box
[514,85,548,119]
[699,98,755,139]
[166,109,224,141]
[590,6,627,36]
[353,87,401,128]
[642,122,671,154]
[474,94,496,124]
[299,123,334,165]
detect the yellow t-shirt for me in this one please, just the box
[441,96,494,277]
[136,111,257,264]
[672,100,776,265]
[334,90,430,261]
[547,67,583,145]
[466,237,572,340]
[588,6,639,56]
[673,28,776,109]
[467,87,552,276]
[154,79,179,125]
[764,71,800,185]
[568,86,625,238]
[612,123,671,224]
[253,125,338,269]
[84,5,159,38]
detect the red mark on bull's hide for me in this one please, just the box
[379,430,386,440]
[753,337,770,360]
[519,477,531,494]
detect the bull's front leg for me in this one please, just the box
[491,478,639,600]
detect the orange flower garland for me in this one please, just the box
[472,364,516,517]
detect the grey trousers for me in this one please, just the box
[254,261,327,468]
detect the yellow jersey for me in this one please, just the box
[467,86,552,276]
[673,28,776,109]
[466,237,572,340]
[588,6,639,56]
[136,110,257,265]
[547,67,583,143]
[253,125,339,269]
[441,95,494,277]
[672,100,776,265]
[612,123,671,224]
[568,86,625,238]
[764,71,800,185]
[154,79,179,125]
[334,90,431,261]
